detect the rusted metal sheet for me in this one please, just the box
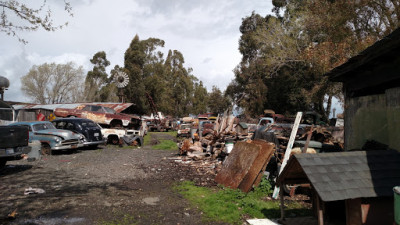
[87,103,133,113]
[215,140,275,192]
[13,103,133,113]
[54,104,140,128]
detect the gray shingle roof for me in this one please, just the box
[278,150,400,202]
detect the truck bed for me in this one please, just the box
[0,126,29,148]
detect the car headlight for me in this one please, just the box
[55,137,62,143]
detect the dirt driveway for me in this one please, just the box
[0,141,221,225]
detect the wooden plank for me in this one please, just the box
[215,140,275,192]
[272,112,303,199]
[316,193,324,225]
[302,125,314,153]
[237,140,275,192]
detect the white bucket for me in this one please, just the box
[225,143,234,154]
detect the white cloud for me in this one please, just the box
[0,0,273,102]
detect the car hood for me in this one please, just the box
[35,129,80,139]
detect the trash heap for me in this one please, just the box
[178,111,252,161]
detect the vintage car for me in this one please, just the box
[54,104,141,128]
[177,123,191,138]
[9,121,84,155]
[52,118,106,148]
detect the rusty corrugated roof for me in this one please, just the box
[13,102,133,113]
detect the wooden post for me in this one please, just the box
[280,187,285,221]
[302,125,314,153]
[272,112,303,199]
[316,192,324,225]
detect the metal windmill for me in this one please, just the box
[114,71,129,103]
[0,76,9,101]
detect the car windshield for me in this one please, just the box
[103,107,116,114]
[181,124,190,129]
[81,121,98,127]
[33,123,56,131]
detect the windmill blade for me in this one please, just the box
[114,71,129,88]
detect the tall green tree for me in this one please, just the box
[84,51,110,102]
[124,35,165,114]
[124,35,201,117]
[192,81,208,114]
[229,1,400,120]
[208,86,231,114]
[164,50,197,117]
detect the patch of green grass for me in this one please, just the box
[143,132,153,146]
[174,180,311,224]
[143,131,178,147]
[165,131,177,137]
[152,140,178,150]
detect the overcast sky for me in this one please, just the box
[0,0,273,103]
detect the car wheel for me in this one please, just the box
[109,136,119,145]
[41,143,52,155]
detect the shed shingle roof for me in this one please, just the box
[277,150,400,202]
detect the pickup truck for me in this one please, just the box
[0,125,31,169]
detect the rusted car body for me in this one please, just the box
[177,123,191,137]
[54,104,141,129]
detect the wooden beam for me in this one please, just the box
[273,112,303,199]
[280,187,285,221]
[302,125,314,153]
[316,192,324,225]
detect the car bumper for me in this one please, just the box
[52,143,84,150]
[177,133,190,137]
[0,146,31,158]
[83,140,106,146]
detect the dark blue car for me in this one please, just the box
[52,118,105,148]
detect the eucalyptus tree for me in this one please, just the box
[229,0,400,120]
[85,51,110,102]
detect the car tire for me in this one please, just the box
[41,143,52,155]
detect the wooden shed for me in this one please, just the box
[327,28,400,151]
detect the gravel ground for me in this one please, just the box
[0,136,224,225]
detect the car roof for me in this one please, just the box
[10,121,52,125]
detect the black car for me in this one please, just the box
[52,118,105,148]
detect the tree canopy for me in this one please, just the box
[123,35,218,117]
[227,0,400,120]
[21,62,84,104]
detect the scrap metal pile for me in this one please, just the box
[176,110,344,191]
[178,111,252,161]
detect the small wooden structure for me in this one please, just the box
[327,27,400,151]
[277,150,400,225]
